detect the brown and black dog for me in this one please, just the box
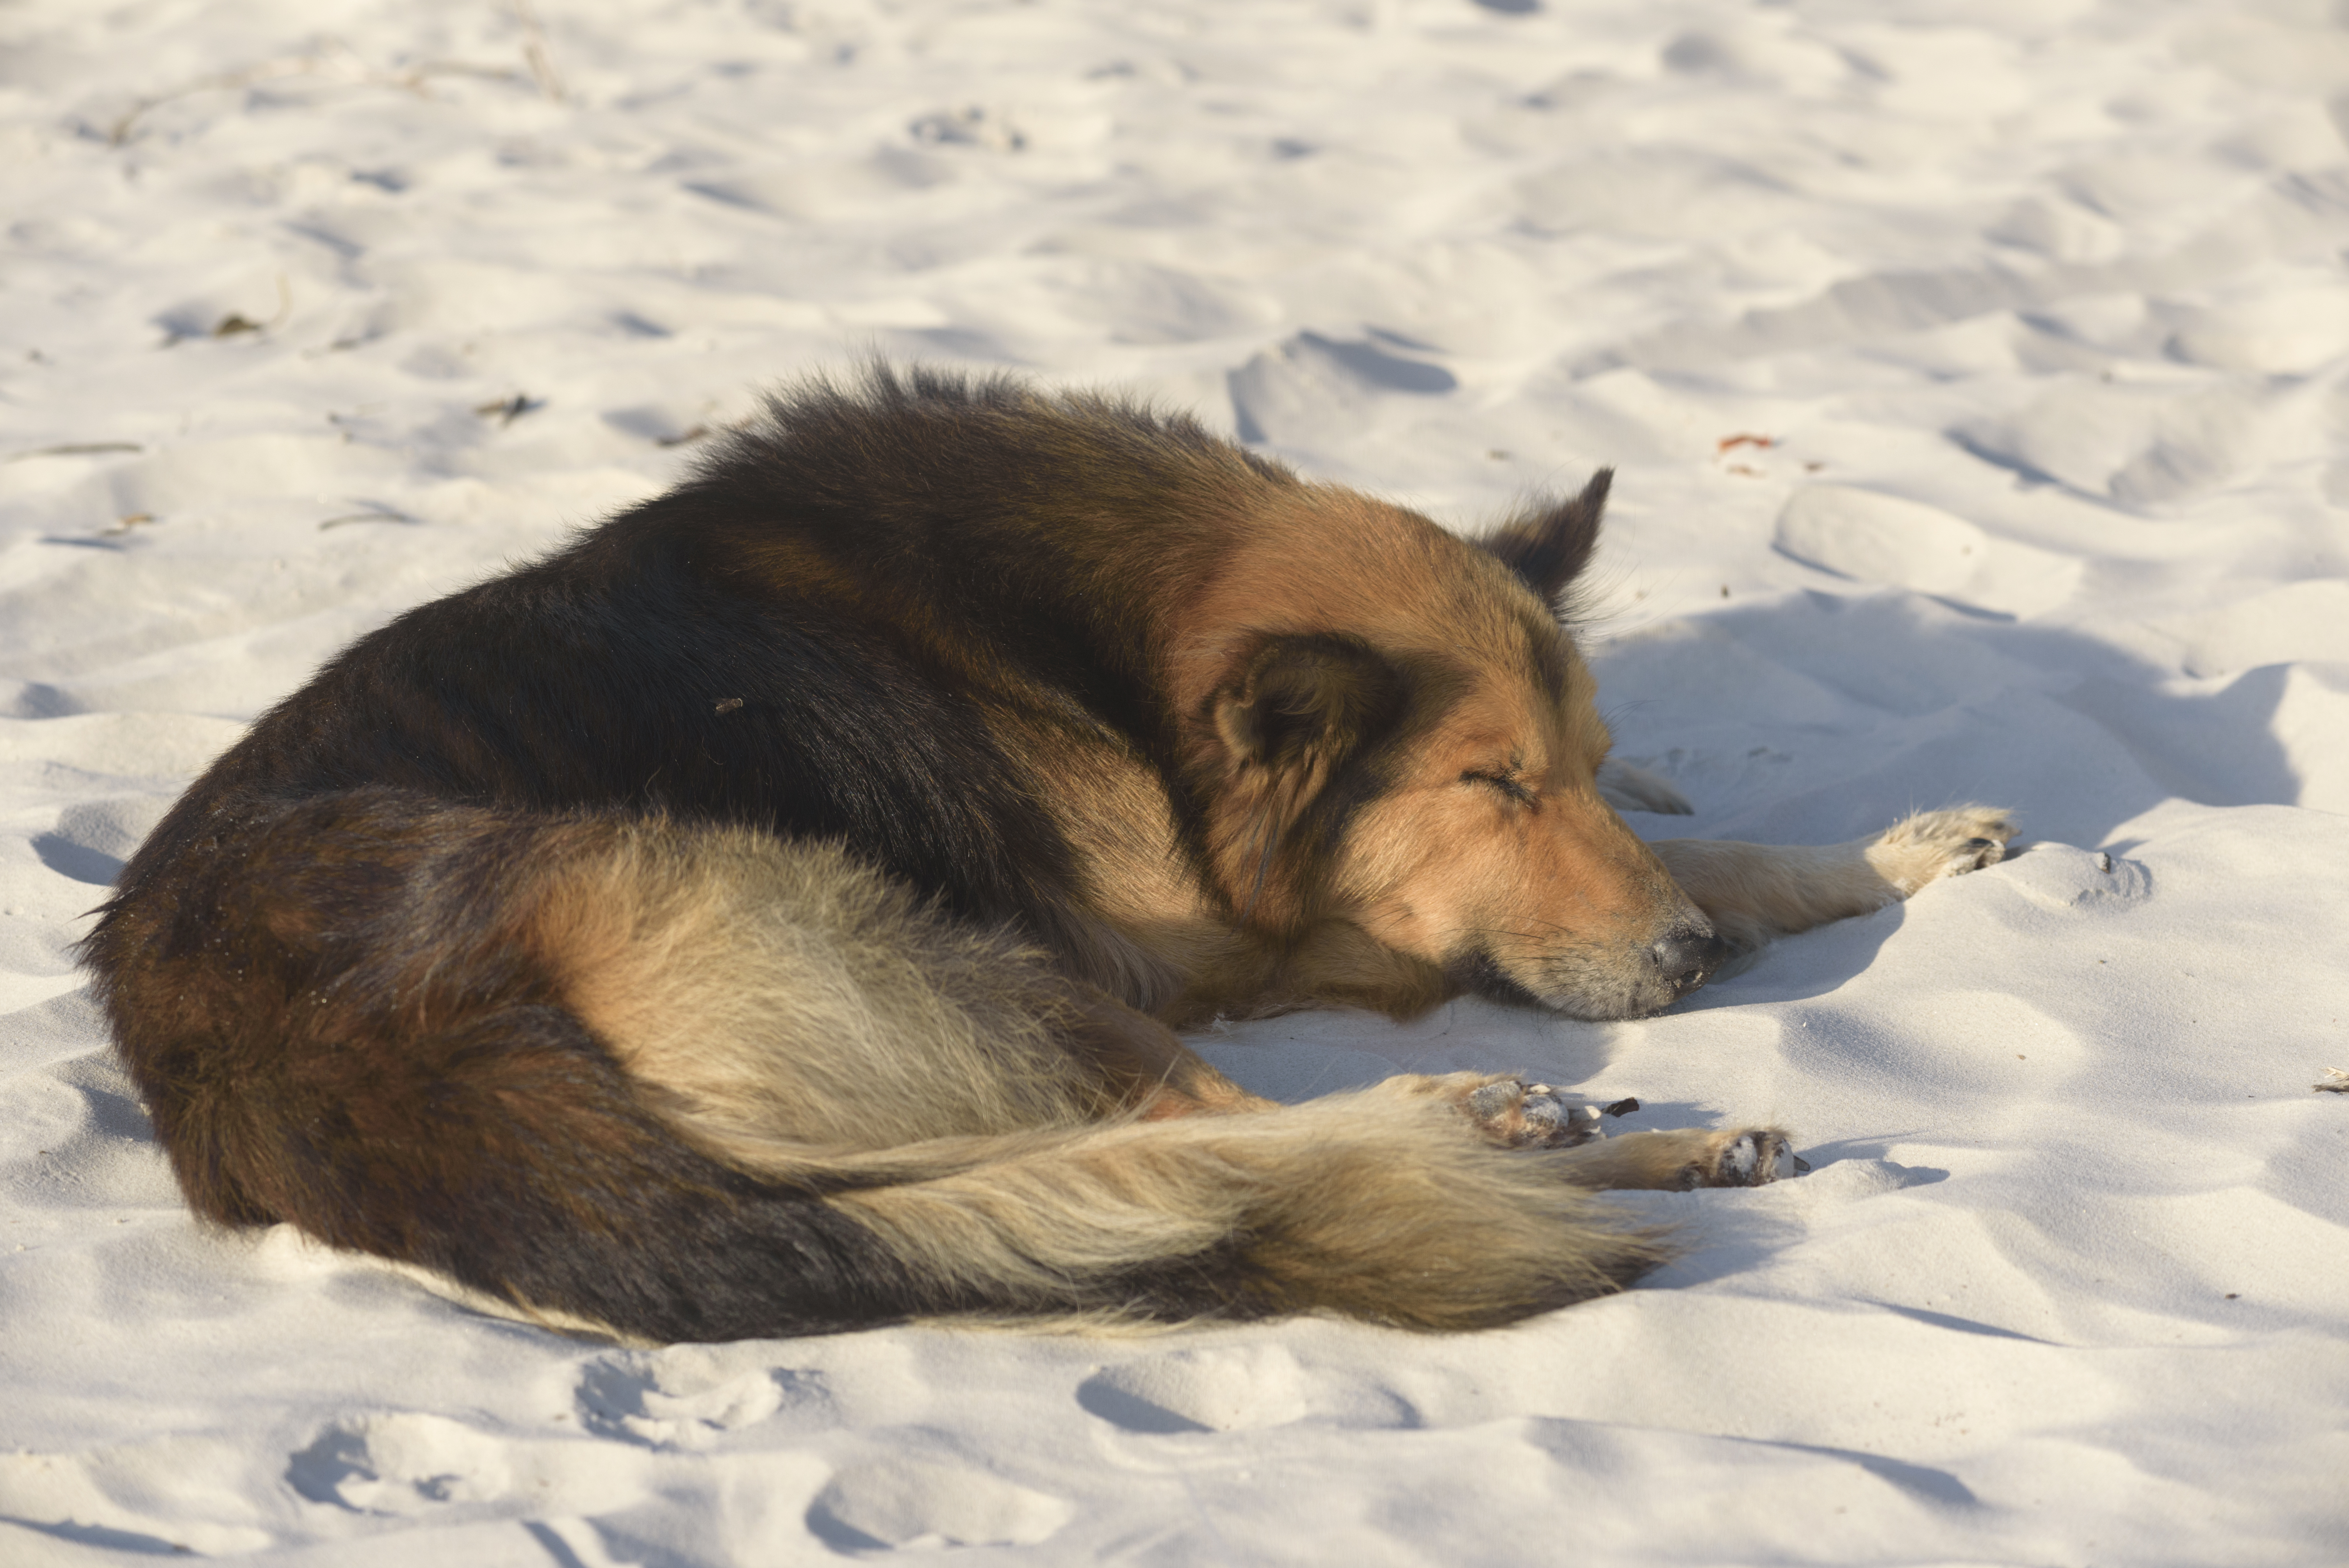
[83,366,2010,1342]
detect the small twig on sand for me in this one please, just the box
[209,276,292,340]
[319,508,414,531]
[474,393,543,426]
[512,0,567,103]
[111,52,344,145]
[108,43,530,146]
[7,442,143,462]
[2316,1067,2349,1094]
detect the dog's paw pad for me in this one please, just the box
[1869,807,2016,894]
[1465,1079,1602,1148]
[1685,1128,1801,1188]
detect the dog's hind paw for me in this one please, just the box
[1547,1124,1808,1190]
[1866,806,2015,896]
[1463,1078,1604,1148]
[1688,1128,1805,1188]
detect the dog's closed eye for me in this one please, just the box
[1461,768,1537,806]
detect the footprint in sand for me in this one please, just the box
[577,1347,822,1449]
[1992,843,2151,915]
[287,1413,512,1516]
[1772,485,2080,618]
[1957,377,2280,507]
[29,798,171,888]
[1076,1343,1310,1434]
[2159,579,2349,679]
[0,1433,276,1556]
[286,1412,646,1523]
[1228,330,1455,445]
[806,1459,1069,1551]
[2164,283,2349,374]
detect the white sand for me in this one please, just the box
[4,1,2347,1561]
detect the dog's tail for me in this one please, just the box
[84,789,1662,1341]
[797,1087,1670,1334]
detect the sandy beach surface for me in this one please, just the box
[4,1,2347,1561]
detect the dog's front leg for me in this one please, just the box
[1414,1074,1802,1186]
[1649,807,2014,952]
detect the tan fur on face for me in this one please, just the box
[1173,486,1703,1020]
[1171,486,1522,718]
[1332,634,1702,1017]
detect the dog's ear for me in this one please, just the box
[1483,467,1609,609]
[1210,634,1400,833]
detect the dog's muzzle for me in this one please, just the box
[1650,924,1728,999]
[1456,920,1730,1019]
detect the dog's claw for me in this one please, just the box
[1465,1079,1605,1147]
[1868,807,2017,894]
[1686,1128,1801,1187]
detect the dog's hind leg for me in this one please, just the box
[537,820,1273,1169]
[1650,806,2014,952]
[1549,1124,1802,1188]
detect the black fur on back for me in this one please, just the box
[143,365,1269,938]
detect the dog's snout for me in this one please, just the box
[1650,925,1726,996]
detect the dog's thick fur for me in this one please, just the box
[82,367,2011,1342]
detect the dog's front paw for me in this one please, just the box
[1463,1078,1604,1148]
[1684,1128,1805,1188]
[1864,806,2014,897]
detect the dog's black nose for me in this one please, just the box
[1650,926,1726,995]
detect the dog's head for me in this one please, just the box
[1184,470,1720,1021]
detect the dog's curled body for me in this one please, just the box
[84,367,2009,1340]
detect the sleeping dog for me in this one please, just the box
[84,366,2010,1340]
